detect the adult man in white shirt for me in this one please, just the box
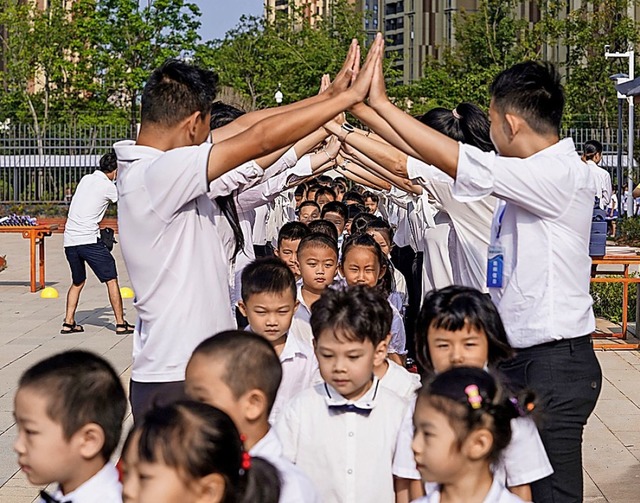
[62,152,132,335]
[361,37,601,503]
[113,43,381,422]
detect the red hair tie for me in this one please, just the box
[241,451,252,471]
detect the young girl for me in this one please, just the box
[121,401,280,503]
[340,232,407,363]
[414,286,552,502]
[412,367,528,503]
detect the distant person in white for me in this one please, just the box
[581,139,612,210]
[62,151,132,335]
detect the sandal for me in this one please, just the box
[115,321,135,335]
[60,322,84,334]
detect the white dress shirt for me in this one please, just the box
[275,378,419,503]
[417,476,526,503]
[38,462,122,503]
[452,139,596,348]
[63,170,117,247]
[379,360,422,402]
[585,159,612,209]
[250,429,321,503]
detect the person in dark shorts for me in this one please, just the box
[62,152,133,335]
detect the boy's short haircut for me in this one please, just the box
[314,186,337,201]
[277,221,310,249]
[192,331,282,413]
[321,201,348,221]
[317,175,333,186]
[298,200,321,213]
[18,350,126,461]
[366,217,394,243]
[343,190,365,205]
[310,285,392,345]
[210,102,245,130]
[99,151,117,174]
[490,61,564,136]
[307,220,339,242]
[363,191,379,204]
[306,184,322,195]
[141,59,218,127]
[347,203,366,221]
[331,181,346,194]
[241,257,297,302]
[297,232,339,259]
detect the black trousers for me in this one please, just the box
[498,335,602,503]
[129,379,187,424]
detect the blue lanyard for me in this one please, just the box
[495,205,507,240]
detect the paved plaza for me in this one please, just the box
[0,232,639,502]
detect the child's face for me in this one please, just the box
[298,245,338,293]
[323,211,346,235]
[185,355,244,429]
[316,193,334,208]
[13,387,82,491]
[341,246,384,288]
[314,329,387,401]
[364,197,378,213]
[299,206,319,224]
[427,324,489,373]
[412,398,465,484]
[368,229,391,256]
[238,291,298,344]
[275,238,302,277]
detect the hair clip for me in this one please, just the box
[464,384,482,409]
[241,451,252,472]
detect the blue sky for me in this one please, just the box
[194,1,264,41]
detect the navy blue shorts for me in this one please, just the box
[64,241,117,285]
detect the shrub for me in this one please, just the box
[616,216,640,247]
[590,275,638,324]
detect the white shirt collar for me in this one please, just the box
[113,139,164,162]
[50,462,120,502]
[249,428,284,458]
[323,376,380,410]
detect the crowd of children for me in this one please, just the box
[14,34,604,503]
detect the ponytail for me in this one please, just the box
[216,194,245,260]
[238,457,281,503]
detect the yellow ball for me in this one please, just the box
[120,286,135,299]
[40,286,59,299]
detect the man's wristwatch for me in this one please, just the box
[341,122,355,141]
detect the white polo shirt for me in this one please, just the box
[113,140,235,382]
[275,378,419,503]
[38,462,121,503]
[63,170,117,247]
[452,139,596,348]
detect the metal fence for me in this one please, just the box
[0,123,131,204]
[0,123,639,204]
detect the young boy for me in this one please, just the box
[320,200,348,237]
[185,331,321,503]
[274,221,310,281]
[298,200,320,224]
[275,286,420,502]
[13,350,127,502]
[293,233,339,324]
[239,257,320,422]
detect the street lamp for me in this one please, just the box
[610,72,628,224]
[605,45,635,217]
[274,83,283,105]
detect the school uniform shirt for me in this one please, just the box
[293,284,312,324]
[407,156,494,292]
[380,359,421,402]
[389,303,407,356]
[388,266,409,315]
[275,377,419,503]
[585,159,612,210]
[38,462,121,503]
[290,315,314,346]
[416,477,526,503]
[208,160,263,198]
[250,429,322,503]
[494,416,553,487]
[63,170,118,247]
[114,141,235,382]
[452,139,596,348]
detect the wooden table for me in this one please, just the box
[591,253,640,349]
[0,224,58,292]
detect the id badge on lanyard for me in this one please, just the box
[487,204,506,289]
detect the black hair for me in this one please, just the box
[418,367,534,464]
[306,184,322,199]
[297,231,339,259]
[307,220,339,242]
[191,331,283,414]
[341,232,393,295]
[210,102,246,130]
[241,257,297,302]
[420,103,493,152]
[415,286,514,375]
[490,61,564,136]
[342,190,365,206]
[298,200,321,213]
[310,285,392,345]
[321,201,348,221]
[351,212,377,234]
[366,218,394,245]
[209,103,245,259]
[330,181,346,195]
[582,139,603,162]
[314,186,337,202]
[363,191,379,204]
[277,221,310,248]
[99,151,118,174]
[317,175,333,185]
[141,59,218,127]
[19,350,126,461]
[294,184,307,198]
[127,401,281,503]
